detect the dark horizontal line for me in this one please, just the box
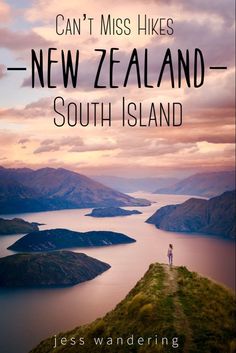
[7,67,27,71]
[209,66,227,70]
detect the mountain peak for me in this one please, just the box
[154,170,235,197]
[0,166,150,214]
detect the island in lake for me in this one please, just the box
[147,190,235,238]
[0,218,39,235]
[8,228,136,252]
[30,263,236,353]
[0,251,110,287]
[86,207,142,218]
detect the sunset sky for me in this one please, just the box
[0,0,235,177]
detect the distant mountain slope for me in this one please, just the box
[92,175,179,193]
[0,174,49,213]
[0,167,150,214]
[8,228,136,252]
[0,218,39,235]
[154,171,235,197]
[146,190,236,238]
[0,251,110,287]
[30,263,236,353]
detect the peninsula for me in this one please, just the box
[0,218,39,235]
[147,190,235,238]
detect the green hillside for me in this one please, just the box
[30,264,236,353]
[0,217,39,235]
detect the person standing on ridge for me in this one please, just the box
[167,244,173,266]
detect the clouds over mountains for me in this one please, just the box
[0,0,235,176]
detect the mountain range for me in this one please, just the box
[147,190,235,238]
[154,170,235,197]
[92,175,179,193]
[0,167,150,214]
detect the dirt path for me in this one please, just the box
[164,265,193,353]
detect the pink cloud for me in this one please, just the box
[18,138,30,144]
[0,64,6,79]
[0,0,11,23]
[33,136,84,154]
[0,28,53,51]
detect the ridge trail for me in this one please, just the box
[164,265,193,353]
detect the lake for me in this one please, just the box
[0,193,235,353]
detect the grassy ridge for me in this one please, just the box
[30,264,236,353]
[176,267,236,353]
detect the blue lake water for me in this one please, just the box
[0,193,235,353]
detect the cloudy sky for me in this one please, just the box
[0,0,235,177]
